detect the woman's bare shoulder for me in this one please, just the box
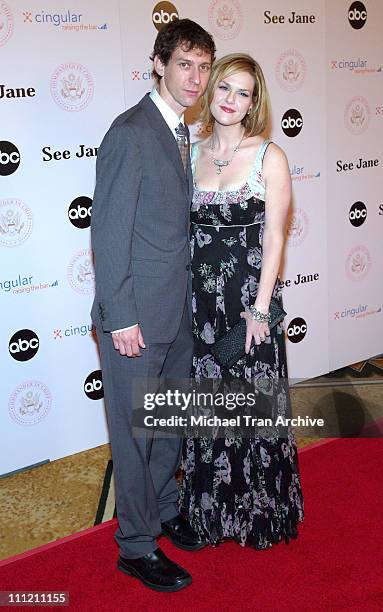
[264,141,289,169]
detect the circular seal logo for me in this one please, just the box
[152,2,179,31]
[51,63,94,112]
[276,49,306,92]
[9,380,52,426]
[84,370,104,400]
[348,1,367,29]
[67,249,95,294]
[287,317,307,343]
[0,1,13,47]
[349,201,367,227]
[346,245,371,281]
[0,141,20,176]
[0,199,33,247]
[345,96,370,135]
[68,196,92,229]
[287,208,308,247]
[208,0,243,40]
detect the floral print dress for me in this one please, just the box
[179,140,304,549]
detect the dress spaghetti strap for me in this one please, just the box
[248,139,271,197]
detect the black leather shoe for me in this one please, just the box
[117,547,192,592]
[161,515,207,551]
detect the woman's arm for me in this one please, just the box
[254,142,291,310]
[241,142,291,351]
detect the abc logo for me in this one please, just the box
[0,141,20,176]
[9,329,40,361]
[348,1,367,29]
[281,109,303,137]
[68,196,92,229]
[152,2,179,31]
[287,317,307,343]
[349,201,367,227]
[84,370,104,400]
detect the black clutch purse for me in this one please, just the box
[210,298,286,369]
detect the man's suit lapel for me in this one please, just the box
[140,94,189,193]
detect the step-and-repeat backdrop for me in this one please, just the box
[1,0,381,474]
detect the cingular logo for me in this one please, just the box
[9,329,40,361]
[152,2,178,31]
[348,2,367,29]
[287,317,307,343]
[0,141,20,175]
[349,201,367,227]
[84,370,104,400]
[68,196,92,229]
[281,109,303,137]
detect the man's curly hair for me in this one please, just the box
[150,18,216,81]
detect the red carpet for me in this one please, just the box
[1,438,382,611]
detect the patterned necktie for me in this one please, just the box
[175,122,189,172]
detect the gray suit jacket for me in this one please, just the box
[91,94,193,343]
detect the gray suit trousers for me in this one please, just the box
[97,301,193,558]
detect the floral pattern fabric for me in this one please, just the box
[179,140,304,549]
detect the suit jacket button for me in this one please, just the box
[99,303,106,320]
[186,264,191,270]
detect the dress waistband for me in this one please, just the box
[191,221,261,228]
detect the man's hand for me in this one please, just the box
[112,326,146,357]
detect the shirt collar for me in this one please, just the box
[149,88,184,137]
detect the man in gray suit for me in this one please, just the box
[91,19,215,592]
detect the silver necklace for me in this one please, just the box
[209,131,245,175]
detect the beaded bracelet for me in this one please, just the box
[249,305,271,323]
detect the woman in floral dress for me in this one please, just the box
[179,54,304,549]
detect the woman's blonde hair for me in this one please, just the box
[200,53,270,136]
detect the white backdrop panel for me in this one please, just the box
[0,0,382,474]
